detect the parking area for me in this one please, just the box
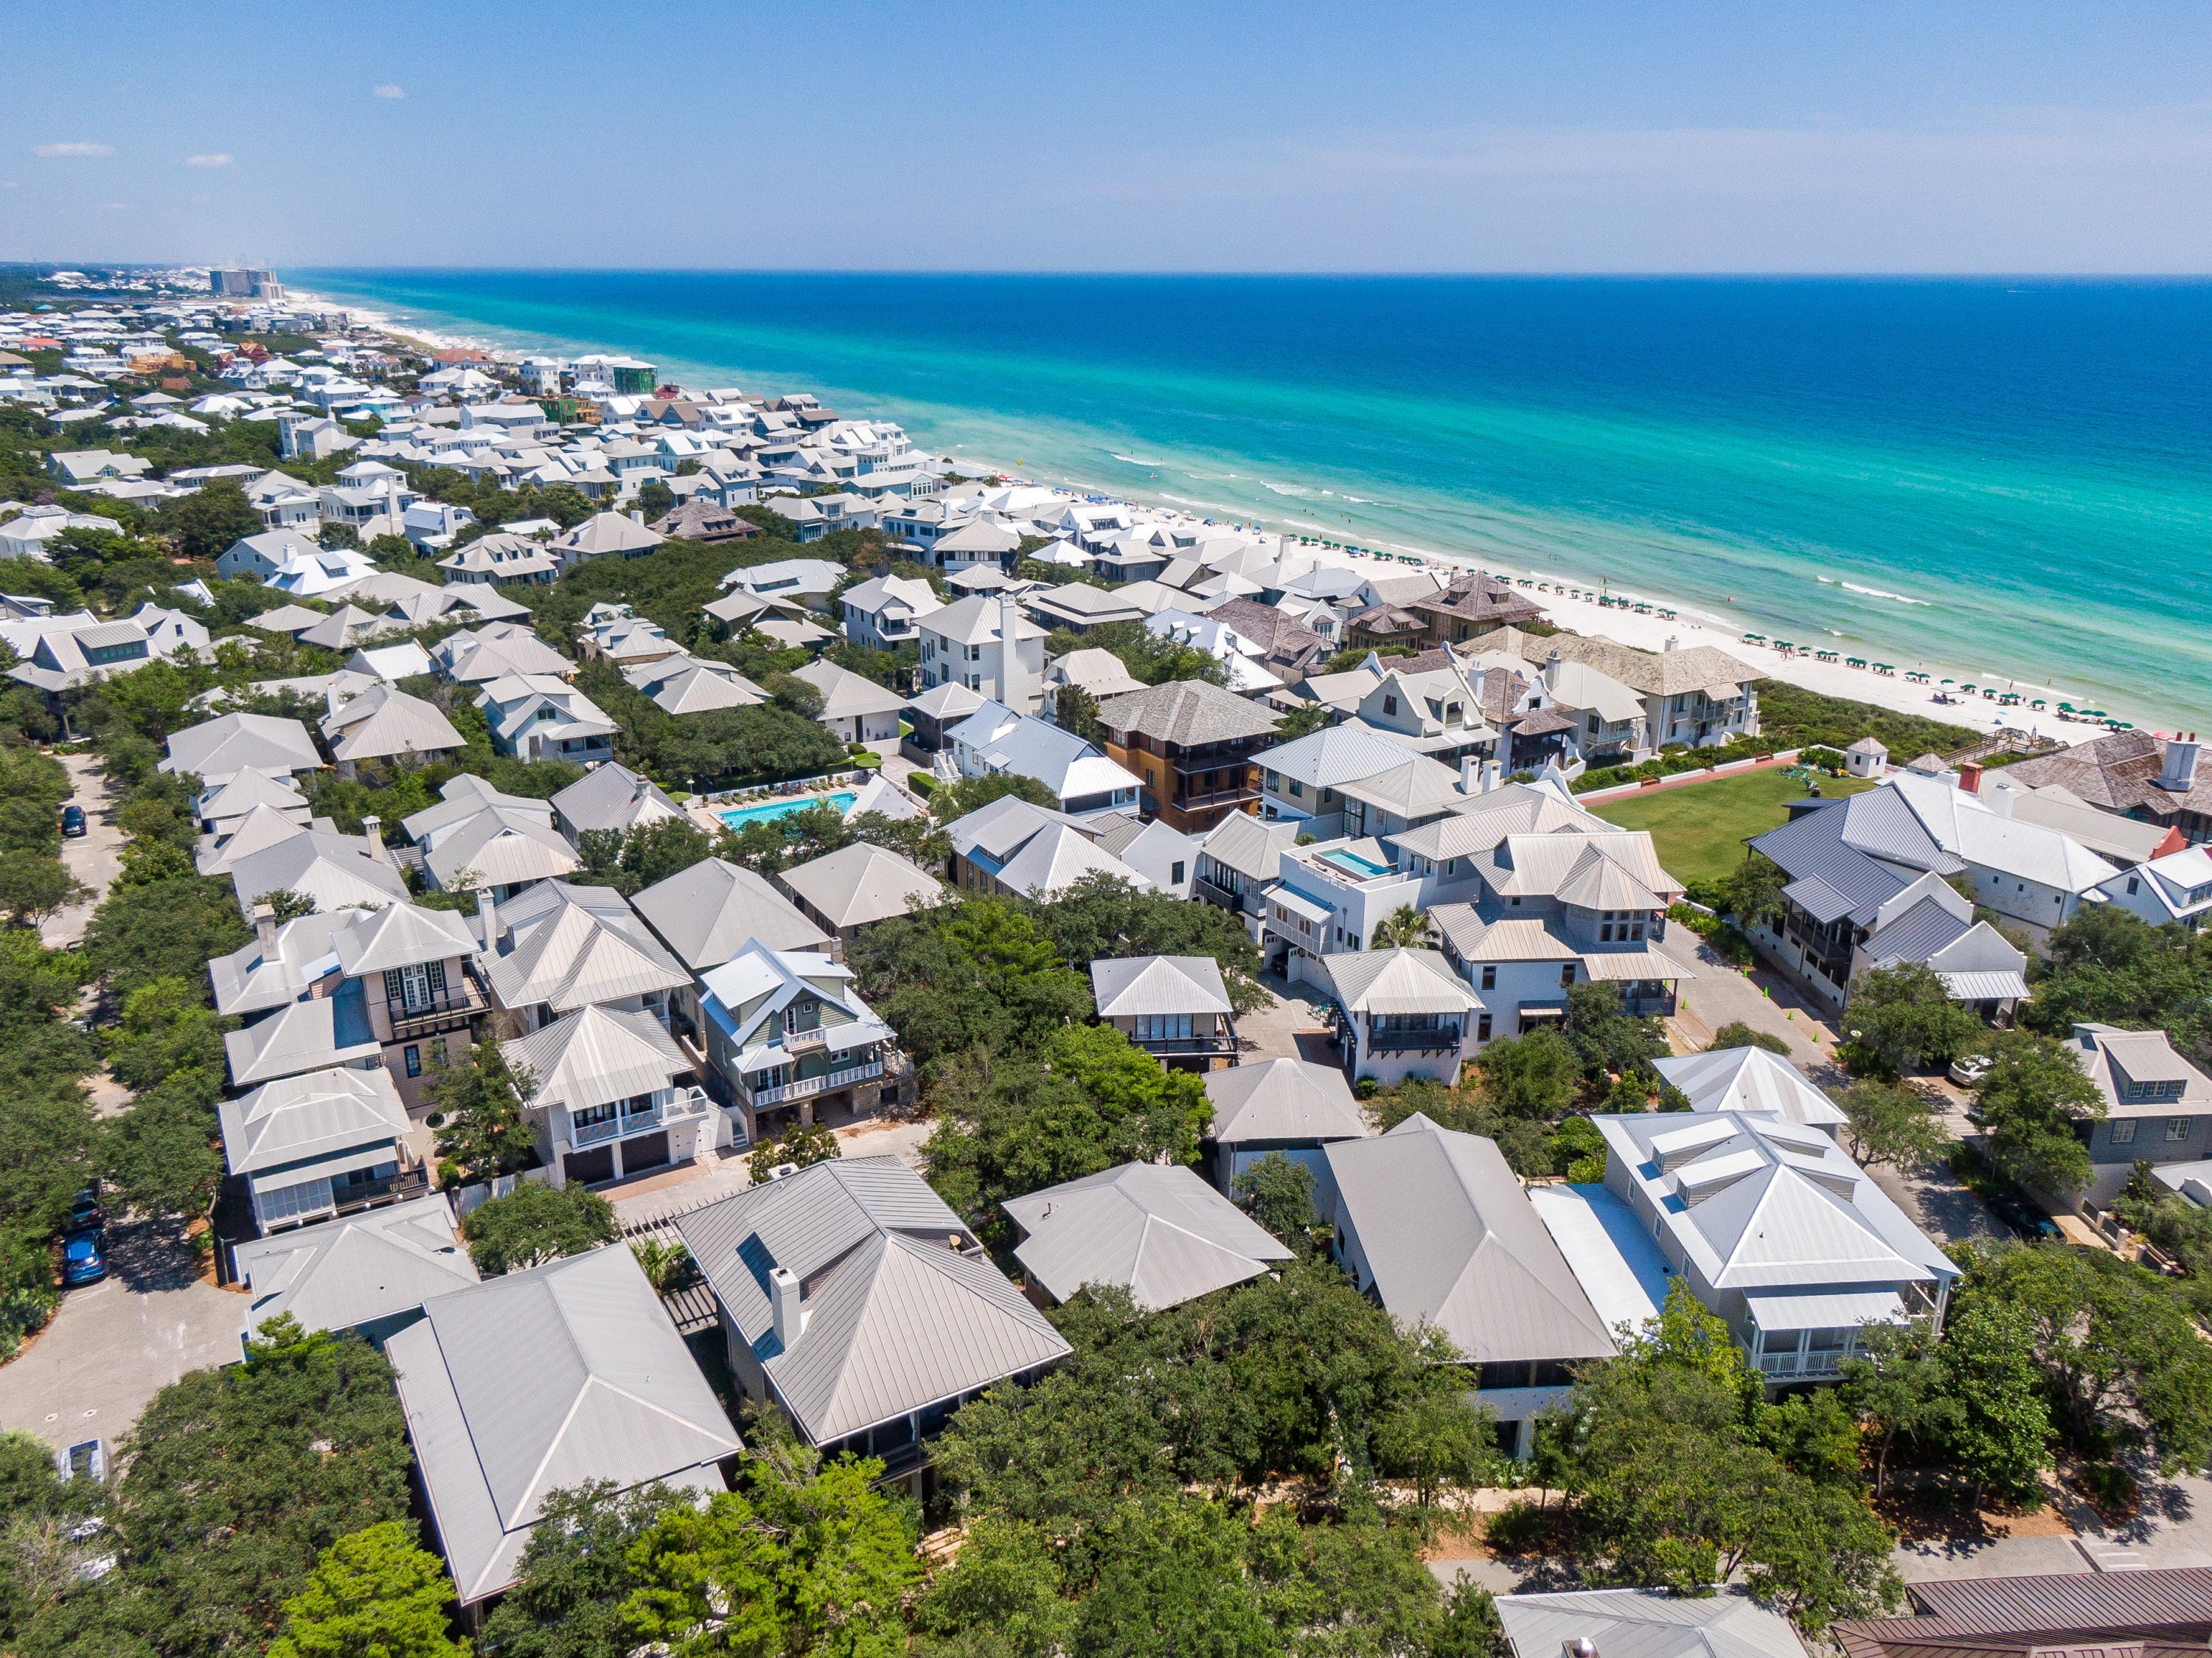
[1237,972,1336,1064]
[0,1219,242,1457]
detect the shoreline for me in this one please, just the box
[306,286,2113,746]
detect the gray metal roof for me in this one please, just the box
[321,684,466,764]
[223,989,383,1088]
[630,856,831,969]
[1750,800,1926,927]
[777,843,946,931]
[1205,1057,1370,1145]
[548,762,682,840]
[994,823,1151,900]
[225,828,410,920]
[487,881,692,1014]
[1860,893,1972,963]
[218,1064,410,1176]
[1004,1162,1292,1309]
[1197,811,1293,884]
[677,1157,1069,1444]
[1089,954,1233,1019]
[1497,1588,1808,1658]
[386,1244,738,1606]
[1650,1047,1846,1128]
[333,902,480,976]
[234,1193,476,1339]
[505,1004,690,1116]
[1322,948,1481,1016]
[160,711,321,780]
[1325,1114,1614,1365]
[422,808,580,891]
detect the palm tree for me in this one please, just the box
[1371,904,1434,949]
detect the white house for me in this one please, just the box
[840,573,942,650]
[1320,947,1484,1087]
[915,594,1048,712]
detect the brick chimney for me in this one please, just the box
[1957,763,1983,794]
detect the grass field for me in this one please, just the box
[1587,767,1877,886]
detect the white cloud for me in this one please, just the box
[372,83,405,99]
[184,153,234,169]
[32,142,113,158]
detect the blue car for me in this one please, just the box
[60,1229,105,1286]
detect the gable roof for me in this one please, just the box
[993,821,1152,899]
[332,901,481,975]
[1090,954,1234,1019]
[1326,1115,1615,1364]
[678,1157,1070,1444]
[791,657,911,721]
[422,808,581,892]
[630,856,831,969]
[319,684,465,763]
[161,711,321,782]
[1515,632,1759,698]
[1004,1162,1293,1309]
[1498,1587,1809,1658]
[386,1245,740,1604]
[1204,1056,1369,1145]
[225,827,410,919]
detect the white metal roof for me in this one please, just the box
[1004,1162,1293,1310]
[1090,954,1234,1019]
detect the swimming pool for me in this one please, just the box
[1318,847,1396,879]
[717,791,858,830]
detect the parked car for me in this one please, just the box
[55,1439,105,1483]
[1989,1192,2062,1243]
[1948,1053,1992,1088]
[60,805,86,838]
[60,1229,105,1286]
[65,1184,102,1233]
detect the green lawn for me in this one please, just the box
[1586,767,1877,886]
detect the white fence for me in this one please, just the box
[451,1163,557,1217]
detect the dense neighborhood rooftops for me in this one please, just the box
[320,683,466,765]
[387,1244,740,1605]
[1004,1162,1293,1310]
[224,826,410,920]
[678,1156,1071,1445]
[549,761,683,841]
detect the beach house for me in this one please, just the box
[1004,1163,1293,1311]
[916,594,1048,710]
[1203,1056,1369,1223]
[943,699,1142,819]
[1096,679,1282,832]
[695,943,897,1140]
[1515,633,1761,749]
[1089,954,1240,1072]
[1320,948,1484,1086]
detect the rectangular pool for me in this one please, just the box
[1318,847,1396,879]
[717,791,857,830]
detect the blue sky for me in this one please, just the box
[6,1,2212,271]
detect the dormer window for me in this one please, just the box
[1382,696,1397,716]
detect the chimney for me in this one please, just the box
[632,771,650,802]
[1543,648,1562,690]
[1461,754,1478,794]
[361,815,386,860]
[1957,763,1983,795]
[252,901,276,960]
[628,507,644,525]
[2160,732,2200,793]
[1482,758,1503,793]
[1984,777,2017,818]
[769,1266,801,1350]
[1663,635,1678,653]
[996,594,1032,711]
[475,887,496,951]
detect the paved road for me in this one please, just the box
[0,1219,241,1457]
[1668,931,1840,1072]
[41,752,122,950]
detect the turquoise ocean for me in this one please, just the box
[291,271,2212,729]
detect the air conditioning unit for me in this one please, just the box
[768,1162,801,1182]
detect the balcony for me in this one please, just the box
[331,1166,429,1216]
[1194,873,1249,912]
[783,1025,830,1053]
[1130,1033,1241,1058]
[1367,1025,1461,1052]
[747,1058,884,1108]
[1170,783,1262,812]
[387,977,490,1041]
[568,1087,711,1148]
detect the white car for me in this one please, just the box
[1948,1054,1992,1088]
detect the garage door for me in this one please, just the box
[564,1145,615,1185]
[624,1132,670,1173]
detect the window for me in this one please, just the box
[2111,1117,2137,1144]
[1587,712,1601,734]
[1133,1013,1194,1041]
[1170,861,1185,885]
[2129,876,2140,895]
[1600,923,1613,941]
[1560,963,1576,987]
[403,1044,422,1078]
[1630,922,1644,940]
[1477,1013,1492,1041]
[1382,696,1397,715]
[1480,965,1497,990]
[1288,779,1303,797]
[2170,1117,2193,1142]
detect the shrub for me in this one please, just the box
[2078,1461,2138,1516]
[1481,1499,1556,1555]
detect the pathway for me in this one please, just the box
[42,751,121,949]
[610,1116,933,1229]
[1667,932,1840,1073]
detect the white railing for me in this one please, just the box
[568,1088,710,1148]
[748,1060,883,1107]
[784,1026,829,1052]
